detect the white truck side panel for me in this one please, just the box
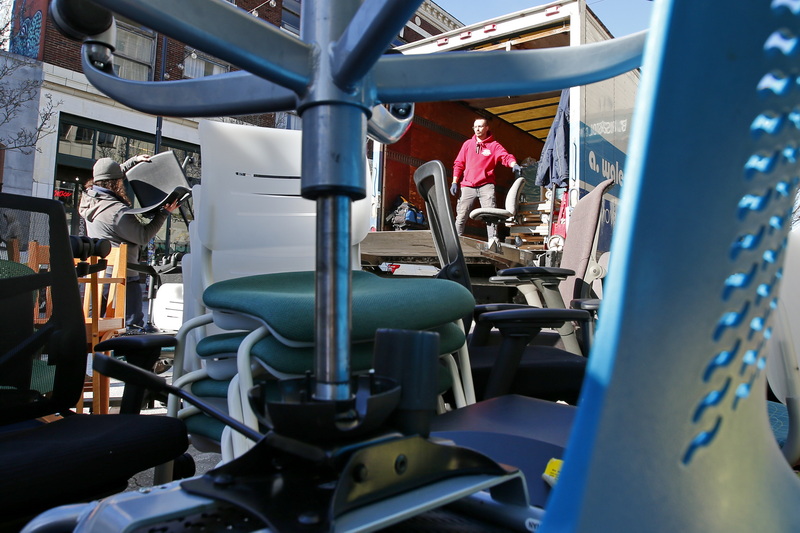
[569,3,640,252]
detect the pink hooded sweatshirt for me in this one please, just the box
[453,133,517,188]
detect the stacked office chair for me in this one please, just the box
[489,178,616,355]
[166,121,473,461]
[0,193,188,529]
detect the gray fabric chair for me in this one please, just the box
[491,178,616,355]
[469,175,527,251]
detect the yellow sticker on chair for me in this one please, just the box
[542,458,563,487]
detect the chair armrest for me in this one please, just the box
[496,266,575,281]
[75,259,108,277]
[95,334,178,355]
[477,307,591,334]
[474,303,532,316]
[95,334,178,371]
[570,298,601,312]
[476,307,591,399]
[95,334,178,414]
[127,262,158,276]
[472,303,532,345]
[492,267,575,314]
[569,298,601,354]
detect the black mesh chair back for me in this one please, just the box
[0,192,188,528]
[0,193,86,425]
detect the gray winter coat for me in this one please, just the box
[79,186,169,276]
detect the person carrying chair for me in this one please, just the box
[450,117,521,241]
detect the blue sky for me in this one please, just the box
[433,1,653,37]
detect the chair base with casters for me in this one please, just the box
[25,331,533,533]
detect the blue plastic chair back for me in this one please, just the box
[542,1,800,531]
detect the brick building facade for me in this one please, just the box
[3,0,532,248]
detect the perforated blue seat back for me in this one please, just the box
[542,1,800,531]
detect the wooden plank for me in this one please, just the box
[360,230,530,269]
[361,230,488,266]
[510,225,549,235]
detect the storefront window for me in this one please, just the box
[55,115,200,258]
[58,123,95,158]
[56,182,85,235]
[94,134,127,161]
[128,138,156,158]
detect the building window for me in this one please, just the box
[55,116,200,255]
[97,132,117,148]
[183,54,229,79]
[282,0,301,35]
[113,22,156,81]
[58,124,95,158]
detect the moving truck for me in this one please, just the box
[388,0,640,258]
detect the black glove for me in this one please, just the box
[450,182,459,196]
[512,163,521,175]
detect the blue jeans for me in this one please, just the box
[126,277,145,328]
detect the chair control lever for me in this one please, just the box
[92,353,263,442]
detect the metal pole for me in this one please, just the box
[315,195,352,401]
[155,34,171,254]
[154,34,166,153]
[300,0,366,402]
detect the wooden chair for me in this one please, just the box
[27,241,53,326]
[3,237,19,262]
[77,243,127,414]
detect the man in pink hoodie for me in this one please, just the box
[451,118,520,240]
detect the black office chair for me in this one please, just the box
[413,160,590,404]
[0,192,188,529]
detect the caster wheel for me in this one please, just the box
[548,234,565,251]
[172,452,196,480]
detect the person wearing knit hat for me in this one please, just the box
[79,154,180,330]
[92,157,126,182]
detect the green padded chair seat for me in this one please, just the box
[184,413,227,443]
[196,332,246,359]
[202,270,474,344]
[0,259,35,278]
[194,322,466,376]
[190,378,231,398]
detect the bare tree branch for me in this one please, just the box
[0,0,61,154]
